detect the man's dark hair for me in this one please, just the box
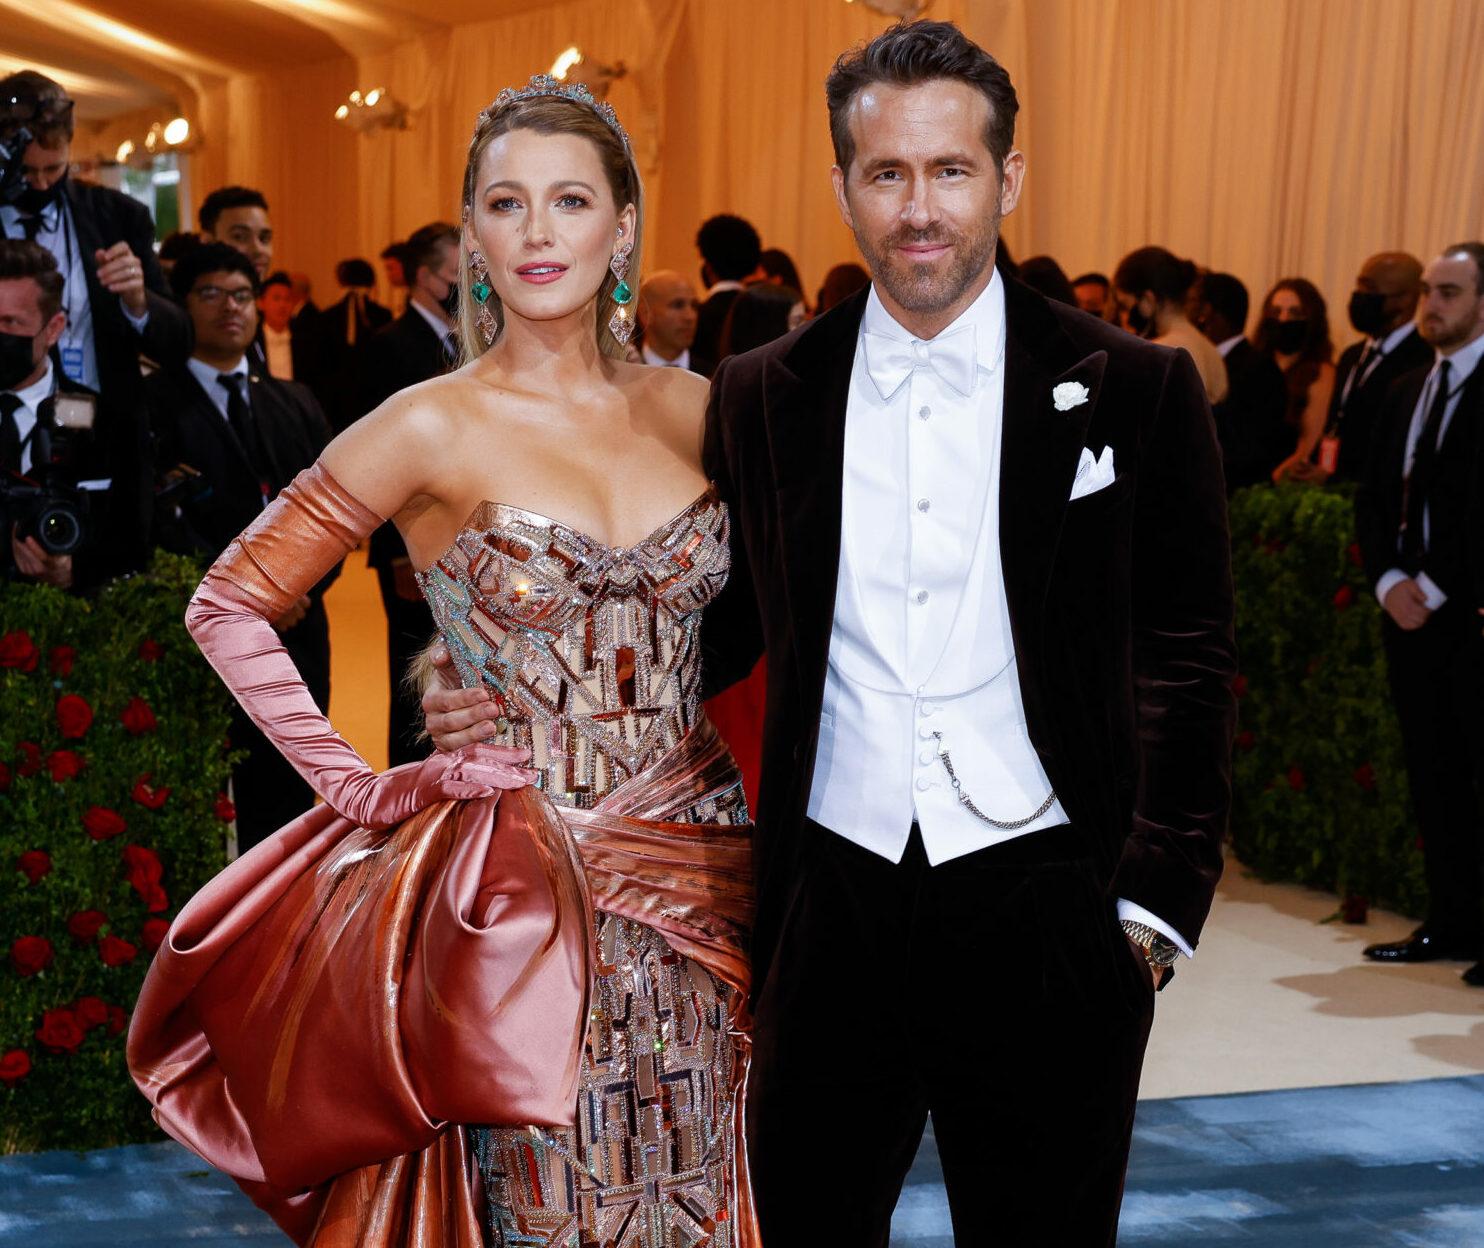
[759,248,804,293]
[1019,255,1076,306]
[695,215,761,282]
[1199,272,1249,332]
[260,270,292,292]
[1071,272,1110,293]
[0,238,64,320]
[1443,242,1484,295]
[404,222,459,283]
[720,284,800,358]
[1114,247,1199,305]
[0,71,75,147]
[825,20,1019,177]
[159,231,203,263]
[199,186,269,235]
[336,258,376,288]
[170,241,259,302]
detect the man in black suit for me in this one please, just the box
[1194,271,1289,491]
[691,214,761,376]
[355,222,459,765]
[1,240,149,590]
[146,243,337,853]
[423,21,1235,1245]
[0,72,189,421]
[318,258,392,432]
[1326,252,1431,482]
[1357,242,1484,986]
[199,186,273,283]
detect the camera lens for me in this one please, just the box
[38,504,83,555]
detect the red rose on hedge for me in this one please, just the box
[0,1049,30,1086]
[0,760,10,792]
[56,693,93,738]
[83,806,127,841]
[1333,585,1354,610]
[36,1008,83,1054]
[1287,765,1307,792]
[11,936,54,976]
[17,850,50,883]
[106,1005,128,1035]
[137,638,164,662]
[131,774,170,809]
[67,910,108,944]
[1236,730,1256,751]
[120,696,157,736]
[16,742,41,776]
[1348,542,1364,568]
[1354,763,1377,792]
[47,749,83,782]
[213,792,236,822]
[141,917,170,952]
[74,996,109,1031]
[1232,675,1248,699]
[122,845,166,910]
[49,644,75,676]
[0,629,39,670]
[99,935,138,968]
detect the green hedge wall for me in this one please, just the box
[1227,483,1427,916]
[0,553,237,1152]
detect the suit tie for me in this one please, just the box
[0,393,23,472]
[217,373,268,482]
[18,214,43,242]
[1401,360,1451,566]
[441,333,458,370]
[862,323,977,398]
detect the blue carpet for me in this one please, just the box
[3,1076,1481,1245]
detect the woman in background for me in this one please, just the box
[1114,246,1229,405]
[1255,277,1337,482]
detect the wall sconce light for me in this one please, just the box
[334,87,409,132]
[843,0,929,16]
[133,116,200,160]
[547,46,627,98]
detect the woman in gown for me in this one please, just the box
[128,78,758,1248]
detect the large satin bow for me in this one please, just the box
[862,322,977,398]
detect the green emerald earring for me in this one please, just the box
[608,244,634,345]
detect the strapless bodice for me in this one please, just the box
[416,489,743,822]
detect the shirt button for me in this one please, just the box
[914,589,929,605]
[920,703,938,717]
[918,405,931,420]
[915,776,932,792]
[919,748,936,765]
[916,498,931,513]
[918,724,935,740]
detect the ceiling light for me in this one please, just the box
[115,139,135,163]
[550,46,583,80]
[333,87,409,132]
[163,117,190,145]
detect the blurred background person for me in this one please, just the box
[1192,271,1289,491]
[1325,252,1430,483]
[815,261,870,315]
[1072,270,1117,321]
[1255,277,1336,482]
[319,258,390,431]
[1115,246,1228,403]
[158,231,202,279]
[693,213,762,367]
[718,282,800,359]
[1019,254,1077,305]
[289,271,319,323]
[758,246,805,295]
[379,240,410,315]
[257,270,323,384]
[146,242,337,852]
[637,269,705,374]
[199,186,273,282]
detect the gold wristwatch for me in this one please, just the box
[1120,919,1181,969]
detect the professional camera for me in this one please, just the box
[0,392,98,557]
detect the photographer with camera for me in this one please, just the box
[0,71,188,408]
[1,239,148,591]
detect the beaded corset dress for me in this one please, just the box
[416,487,748,1248]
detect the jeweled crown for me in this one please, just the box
[484,74,630,150]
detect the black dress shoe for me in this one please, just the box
[1462,962,1484,987]
[1362,927,1482,963]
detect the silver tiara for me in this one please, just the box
[485,75,630,149]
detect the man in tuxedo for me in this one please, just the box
[1194,271,1289,491]
[1,239,149,590]
[1327,252,1431,482]
[1357,243,1484,987]
[257,271,318,384]
[637,270,708,374]
[146,243,336,852]
[355,222,459,765]
[319,258,392,432]
[0,72,189,413]
[199,186,273,282]
[691,214,761,375]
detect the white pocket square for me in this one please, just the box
[1069,445,1116,501]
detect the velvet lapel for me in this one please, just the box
[999,278,1110,638]
[762,290,868,706]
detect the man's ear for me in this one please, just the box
[42,310,66,351]
[830,165,854,231]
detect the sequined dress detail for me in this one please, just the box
[417,490,747,1248]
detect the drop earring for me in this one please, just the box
[470,249,497,346]
[607,242,634,345]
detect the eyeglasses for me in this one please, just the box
[192,286,256,307]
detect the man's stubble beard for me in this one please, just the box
[853,203,1001,317]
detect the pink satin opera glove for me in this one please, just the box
[184,462,534,831]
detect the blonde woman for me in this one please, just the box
[129,79,757,1247]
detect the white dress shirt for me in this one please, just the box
[408,298,456,360]
[1,357,56,475]
[186,354,249,423]
[262,325,294,380]
[642,342,693,371]
[1374,330,1484,611]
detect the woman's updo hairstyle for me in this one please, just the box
[458,86,642,362]
[1113,246,1199,307]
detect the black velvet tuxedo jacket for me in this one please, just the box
[1356,359,1483,608]
[701,278,1238,992]
[1328,327,1434,483]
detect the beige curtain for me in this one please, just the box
[184,0,1484,341]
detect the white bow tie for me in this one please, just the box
[862,323,977,399]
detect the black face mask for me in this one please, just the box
[1348,290,1389,337]
[0,328,39,391]
[1263,317,1308,355]
[13,173,66,217]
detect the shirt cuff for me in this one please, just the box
[1415,571,1447,610]
[1374,568,1408,608]
[120,301,150,332]
[1116,898,1194,959]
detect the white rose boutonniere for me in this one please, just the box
[1053,381,1091,411]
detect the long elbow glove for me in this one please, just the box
[185,462,533,830]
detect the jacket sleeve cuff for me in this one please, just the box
[1415,571,1448,610]
[1374,568,1408,608]
[1116,898,1194,958]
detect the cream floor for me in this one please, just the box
[324,551,1484,1102]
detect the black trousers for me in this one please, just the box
[375,563,437,769]
[1382,609,1484,947]
[748,820,1155,1247]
